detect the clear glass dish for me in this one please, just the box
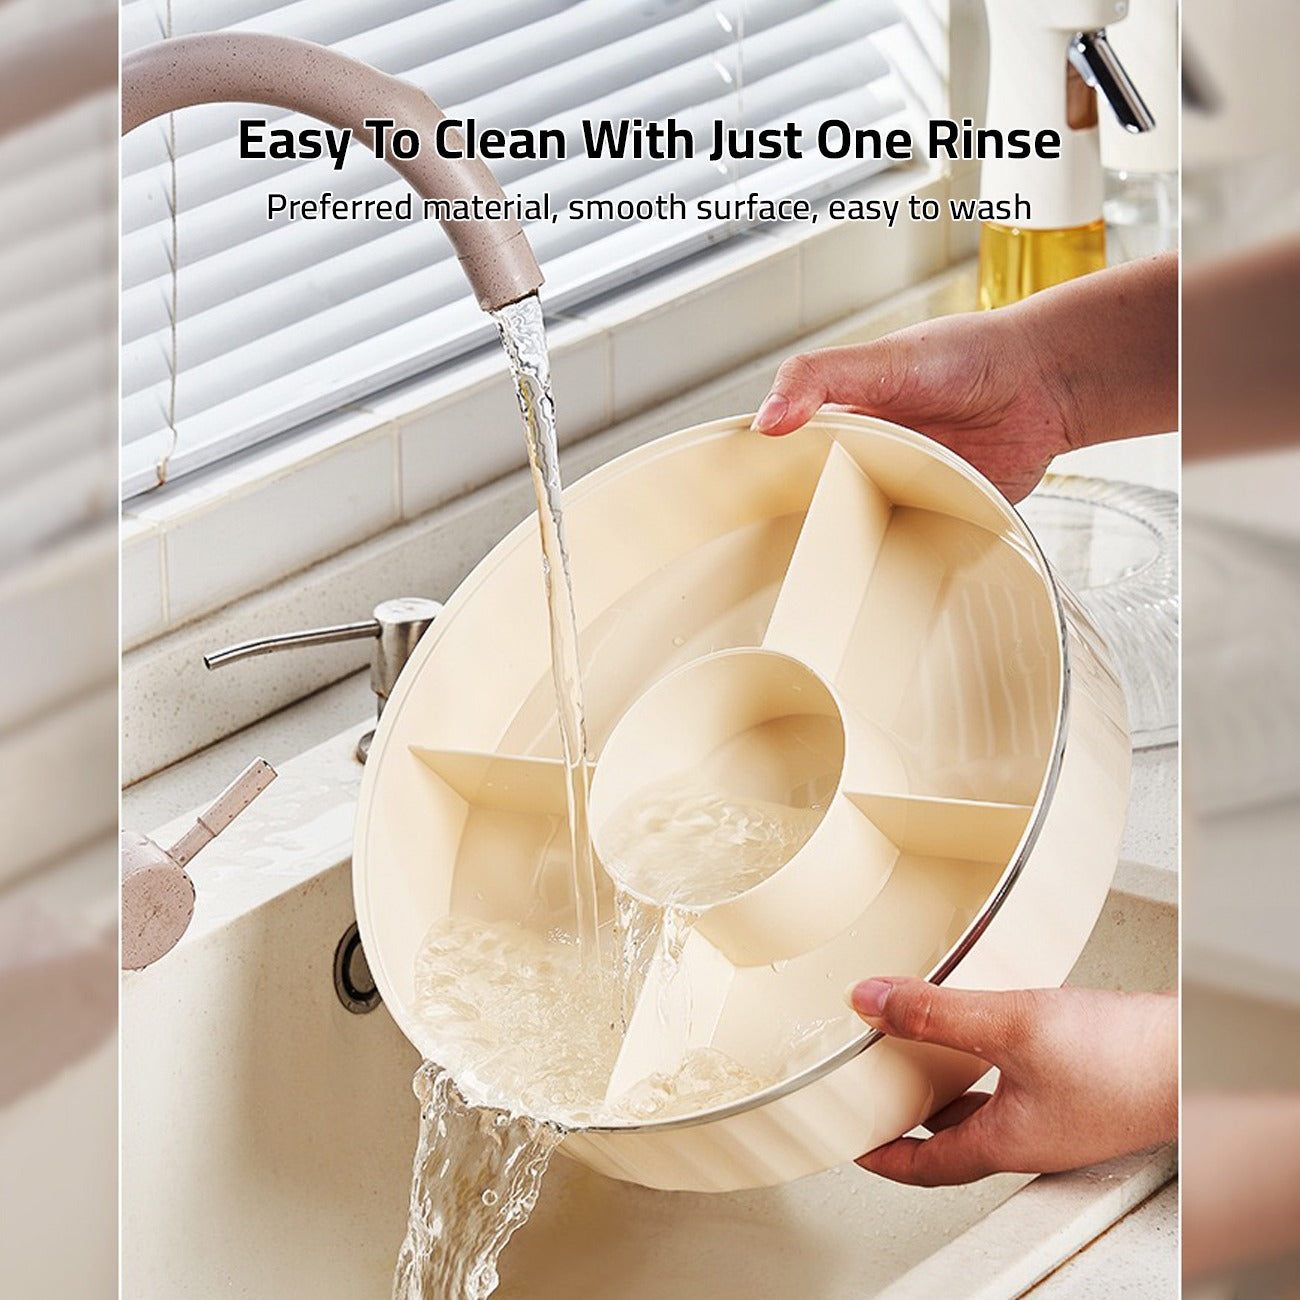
[1020,475,1178,749]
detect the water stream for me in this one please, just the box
[492,295,602,969]
[392,1063,562,1300]
[600,777,826,910]
[393,295,617,1299]
[393,295,778,1297]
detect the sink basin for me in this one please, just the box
[121,775,1174,1298]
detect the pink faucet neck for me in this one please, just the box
[122,32,543,312]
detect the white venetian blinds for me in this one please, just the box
[121,0,945,497]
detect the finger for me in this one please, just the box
[855,1124,996,1187]
[846,977,1036,1065]
[924,1089,992,1134]
[751,343,905,436]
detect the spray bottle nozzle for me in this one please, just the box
[1069,29,1156,134]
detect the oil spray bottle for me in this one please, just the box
[978,0,1155,308]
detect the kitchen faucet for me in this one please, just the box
[122,31,544,312]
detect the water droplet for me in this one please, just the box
[769,959,788,973]
[672,634,685,648]
[481,1188,499,1206]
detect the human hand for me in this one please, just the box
[752,310,1074,503]
[846,977,1177,1186]
[753,254,1178,504]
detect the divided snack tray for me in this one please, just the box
[353,413,1131,1192]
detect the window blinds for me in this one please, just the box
[121,0,945,498]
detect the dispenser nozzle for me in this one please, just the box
[1069,29,1156,134]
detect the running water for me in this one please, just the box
[393,296,773,1297]
[492,296,602,967]
[391,296,639,1299]
[393,1063,563,1300]
[600,777,825,909]
[412,914,622,1124]
[410,909,768,1125]
[613,889,664,1027]
[392,295,608,1300]
[601,771,831,1040]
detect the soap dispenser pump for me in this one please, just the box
[978,0,1154,309]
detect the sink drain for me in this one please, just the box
[334,921,381,1014]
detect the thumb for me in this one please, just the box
[847,977,1034,1066]
[751,342,908,436]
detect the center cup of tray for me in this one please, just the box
[590,647,900,967]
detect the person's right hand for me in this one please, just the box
[752,309,1076,504]
[846,976,1178,1186]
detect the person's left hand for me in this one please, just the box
[847,977,1177,1186]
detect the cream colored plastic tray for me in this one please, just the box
[354,413,1128,1191]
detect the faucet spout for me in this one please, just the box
[121,33,543,312]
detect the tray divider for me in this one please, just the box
[603,926,735,1108]
[845,790,1034,864]
[409,746,570,816]
[762,440,893,680]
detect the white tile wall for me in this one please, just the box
[123,482,533,783]
[799,175,950,332]
[601,243,801,422]
[162,424,399,625]
[131,407,390,525]
[384,318,612,521]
